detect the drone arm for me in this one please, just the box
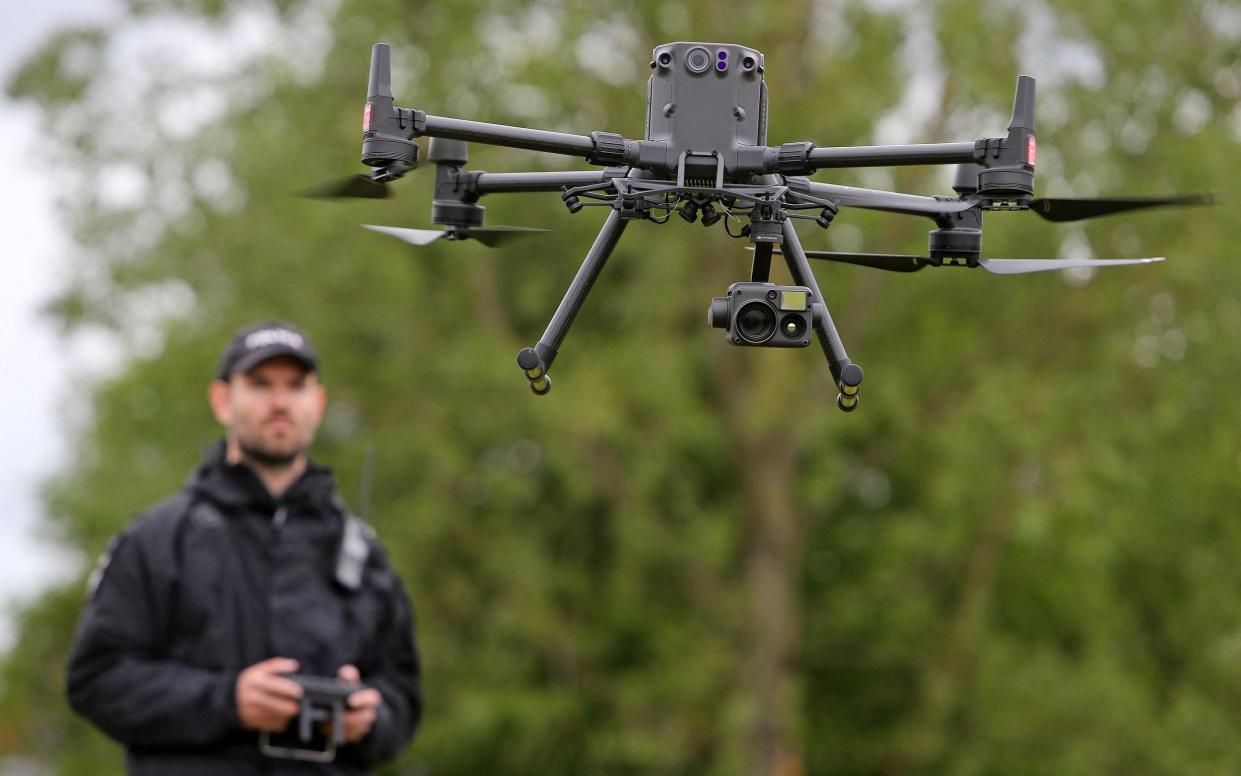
[473,169,626,195]
[409,113,642,167]
[804,141,979,170]
[416,113,594,155]
[769,76,1036,179]
[792,178,976,218]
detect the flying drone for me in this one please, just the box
[311,42,1210,411]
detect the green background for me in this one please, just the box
[4,1,1240,773]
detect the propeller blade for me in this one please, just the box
[1030,193,1214,222]
[362,224,446,246]
[977,256,1164,274]
[464,226,552,248]
[782,247,1164,275]
[782,248,930,273]
[301,174,391,200]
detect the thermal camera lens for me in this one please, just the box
[780,314,807,339]
[736,301,776,343]
[685,46,711,73]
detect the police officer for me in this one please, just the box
[67,321,421,774]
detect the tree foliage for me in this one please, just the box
[3,0,1240,773]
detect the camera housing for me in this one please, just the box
[709,282,821,348]
[646,42,767,179]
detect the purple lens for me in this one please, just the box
[718,51,727,60]
[716,61,727,71]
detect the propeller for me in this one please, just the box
[1028,193,1215,222]
[951,162,1215,222]
[769,248,1164,275]
[464,226,554,247]
[300,159,417,200]
[301,172,393,199]
[363,224,550,248]
[785,250,928,273]
[976,256,1164,274]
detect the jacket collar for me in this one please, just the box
[187,439,337,514]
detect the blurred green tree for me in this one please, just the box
[3,1,1240,774]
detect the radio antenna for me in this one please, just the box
[357,442,376,521]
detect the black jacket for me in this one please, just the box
[66,442,421,774]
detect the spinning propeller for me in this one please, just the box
[1028,192,1215,222]
[776,249,1164,275]
[308,136,557,247]
[362,224,549,248]
[791,163,1211,276]
[943,161,1215,222]
[304,45,553,244]
[776,161,1208,276]
[301,168,403,199]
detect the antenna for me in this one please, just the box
[1008,75,1036,133]
[357,442,376,522]
[367,43,393,102]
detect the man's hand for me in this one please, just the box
[236,657,303,733]
[336,664,383,742]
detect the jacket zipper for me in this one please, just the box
[267,505,287,659]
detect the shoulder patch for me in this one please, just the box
[84,534,126,602]
[333,514,372,592]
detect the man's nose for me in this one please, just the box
[269,385,295,408]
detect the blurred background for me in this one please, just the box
[2,0,1239,773]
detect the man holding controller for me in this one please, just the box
[67,321,421,774]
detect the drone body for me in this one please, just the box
[645,42,768,178]
[311,41,1208,411]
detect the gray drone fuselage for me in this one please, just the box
[645,42,768,183]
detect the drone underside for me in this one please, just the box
[308,41,1211,412]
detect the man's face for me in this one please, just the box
[209,357,327,467]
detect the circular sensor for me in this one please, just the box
[685,46,711,74]
[736,300,777,344]
[780,313,807,339]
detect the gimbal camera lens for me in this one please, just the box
[736,300,776,343]
[710,283,816,349]
[780,314,807,339]
[685,46,711,74]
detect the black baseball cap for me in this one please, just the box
[216,320,319,380]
